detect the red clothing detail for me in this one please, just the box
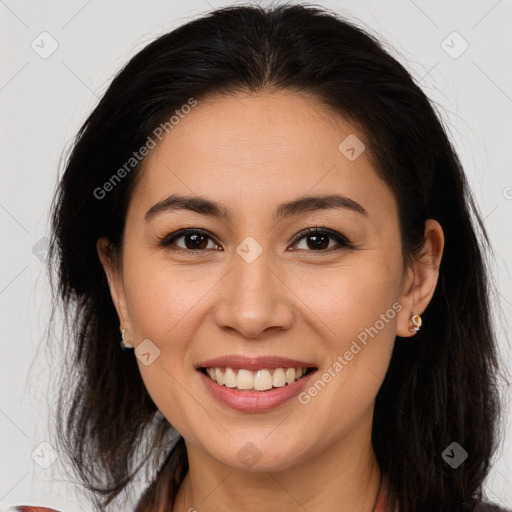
[373,474,390,512]
[6,507,63,512]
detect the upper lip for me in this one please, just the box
[196,355,318,371]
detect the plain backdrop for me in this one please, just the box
[0,0,511,510]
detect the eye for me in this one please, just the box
[159,228,222,251]
[289,227,355,252]
[158,226,355,253]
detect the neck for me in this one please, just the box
[172,410,381,512]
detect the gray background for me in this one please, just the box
[0,0,511,510]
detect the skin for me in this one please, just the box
[97,90,444,512]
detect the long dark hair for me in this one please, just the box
[47,3,507,511]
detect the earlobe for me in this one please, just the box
[396,219,444,338]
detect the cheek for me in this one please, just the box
[122,253,224,346]
[296,255,400,403]
[295,253,401,348]
[120,256,212,431]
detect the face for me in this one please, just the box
[99,90,441,473]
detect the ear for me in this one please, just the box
[96,237,132,338]
[396,219,444,337]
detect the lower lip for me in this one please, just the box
[198,369,317,412]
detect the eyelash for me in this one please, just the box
[157,226,356,253]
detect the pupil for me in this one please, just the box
[308,234,328,250]
[186,234,207,250]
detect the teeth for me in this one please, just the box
[215,368,224,385]
[272,368,286,387]
[285,368,296,385]
[237,369,255,390]
[254,369,273,391]
[224,367,237,388]
[204,366,311,391]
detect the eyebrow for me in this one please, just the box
[144,193,368,223]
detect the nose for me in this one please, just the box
[213,245,295,339]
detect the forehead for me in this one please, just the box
[128,91,397,224]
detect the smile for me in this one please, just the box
[200,366,316,392]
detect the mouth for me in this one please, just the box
[195,355,319,411]
[198,366,317,392]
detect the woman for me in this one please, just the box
[11,4,510,512]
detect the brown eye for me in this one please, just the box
[290,227,354,251]
[160,229,221,251]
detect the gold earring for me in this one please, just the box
[409,314,422,333]
[120,328,133,350]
